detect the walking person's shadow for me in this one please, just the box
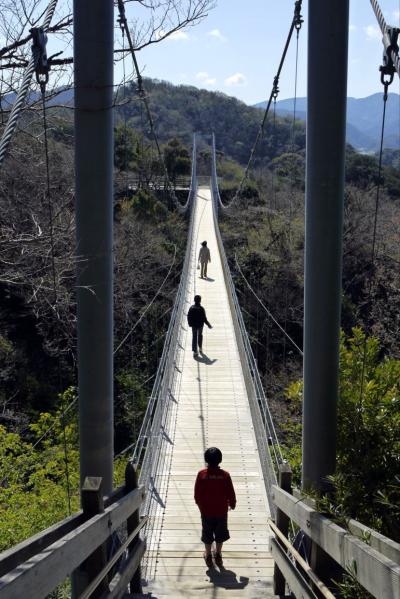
[194,352,217,365]
[207,565,249,590]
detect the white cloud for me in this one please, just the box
[393,10,400,22]
[196,71,217,85]
[224,72,247,87]
[349,24,357,31]
[168,30,189,41]
[207,28,227,42]
[364,25,381,41]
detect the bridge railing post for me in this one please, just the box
[273,462,292,596]
[71,477,108,599]
[125,462,143,594]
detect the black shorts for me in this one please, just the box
[201,514,230,544]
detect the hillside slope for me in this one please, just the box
[115,78,304,165]
[255,93,400,151]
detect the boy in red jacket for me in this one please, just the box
[194,447,236,568]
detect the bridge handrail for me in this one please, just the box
[271,477,400,599]
[210,144,282,512]
[0,465,146,599]
[131,133,197,503]
[211,135,284,505]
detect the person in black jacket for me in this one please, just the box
[187,295,212,357]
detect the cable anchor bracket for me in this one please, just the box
[117,0,128,30]
[294,0,304,32]
[272,76,280,100]
[379,26,399,96]
[31,27,49,93]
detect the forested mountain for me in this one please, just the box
[255,93,400,152]
[113,78,305,166]
[23,78,302,165]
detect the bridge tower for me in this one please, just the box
[74,0,114,495]
[303,0,349,492]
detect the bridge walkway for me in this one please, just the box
[142,186,275,598]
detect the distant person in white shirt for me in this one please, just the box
[198,241,211,279]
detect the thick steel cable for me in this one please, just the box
[210,183,282,502]
[222,0,303,211]
[116,0,187,212]
[283,26,301,366]
[370,0,400,77]
[41,83,72,515]
[357,82,390,408]
[131,182,196,488]
[41,91,57,307]
[271,98,277,209]
[0,0,59,166]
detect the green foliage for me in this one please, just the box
[116,79,301,166]
[380,148,400,170]
[382,165,400,198]
[114,125,163,186]
[0,334,13,355]
[0,384,136,552]
[163,137,191,185]
[344,147,400,197]
[346,150,378,187]
[282,328,400,541]
[216,153,243,186]
[270,152,305,188]
[336,328,400,539]
[130,189,166,221]
[334,561,374,599]
[114,125,139,170]
[0,387,80,551]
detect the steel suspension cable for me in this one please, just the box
[224,0,303,210]
[40,69,72,514]
[271,98,277,209]
[358,75,392,406]
[116,0,184,211]
[282,20,302,367]
[370,0,400,78]
[0,0,59,166]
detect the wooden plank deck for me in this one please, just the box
[142,187,276,598]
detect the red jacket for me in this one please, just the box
[194,466,236,517]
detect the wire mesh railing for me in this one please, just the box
[211,134,284,513]
[129,134,197,576]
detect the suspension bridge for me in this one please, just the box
[141,182,274,597]
[0,0,400,597]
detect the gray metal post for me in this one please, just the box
[302,1,349,492]
[74,0,114,495]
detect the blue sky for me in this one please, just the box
[133,0,400,104]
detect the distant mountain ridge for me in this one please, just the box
[254,94,400,152]
[3,81,396,158]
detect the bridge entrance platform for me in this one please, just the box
[142,187,275,598]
